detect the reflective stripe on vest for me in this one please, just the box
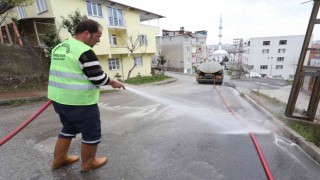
[50,70,88,80]
[49,81,97,90]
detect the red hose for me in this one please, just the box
[0,100,52,146]
[213,84,273,180]
[250,132,274,180]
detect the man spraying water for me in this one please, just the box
[48,19,125,172]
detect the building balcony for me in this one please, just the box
[107,19,127,30]
[191,41,204,46]
[110,46,129,55]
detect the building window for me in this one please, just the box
[263,41,270,46]
[134,57,143,67]
[107,6,123,26]
[110,34,117,46]
[276,65,283,69]
[277,57,284,61]
[278,49,286,53]
[152,58,158,65]
[248,65,254,70]
[35,0,48,14]
[139,35,147,45]
[17,6,27,19]
[262,49,269,54]
[87,1,103,17]
[260,65,268,69]
[279,40,287,45]
[108,58,119,70]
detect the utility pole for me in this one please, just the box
[285,0,320,121]
[233,38,243,78]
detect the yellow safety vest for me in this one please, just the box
[48,38,99,105]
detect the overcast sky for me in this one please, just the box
[114,0,317,45]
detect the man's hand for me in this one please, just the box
[109,79,125,89]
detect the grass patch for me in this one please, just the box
[10,100,27,107]
[285,120,320,147]
[288,121,314,142]
[124,75,171,85]
[286,80,293,85]
[251,90,285,105]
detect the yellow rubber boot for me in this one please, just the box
[81,144,108,172]
[52,138,79,169]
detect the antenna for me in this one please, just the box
[218,15,223,50]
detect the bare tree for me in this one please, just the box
[157,47,167,74]
[117,33,147,79]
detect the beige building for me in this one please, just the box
[156,27,207,74]
[1,0,164,80]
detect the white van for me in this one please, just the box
[245,72,261,78]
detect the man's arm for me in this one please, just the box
[78,49,110,86]
[78,50,125,89]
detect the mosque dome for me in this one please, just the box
[213,49,228,55]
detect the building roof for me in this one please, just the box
[108,0,165,21]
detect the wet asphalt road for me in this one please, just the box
[1,72,320,180]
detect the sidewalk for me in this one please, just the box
[0,90,47,106]
[0,78,178,105]
[254,85,320,119]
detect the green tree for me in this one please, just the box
[61,9,87,36]
[157,49,167,73]
[0,0,33,25]
[222,56,229,63]
[42,29,61,59]
[0,0,33,15]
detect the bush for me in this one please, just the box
[124,75,170,85]
[114,73,122,81]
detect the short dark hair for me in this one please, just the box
[74,19,102,35]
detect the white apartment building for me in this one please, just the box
[156,28,207,74]
[243,35,309,79]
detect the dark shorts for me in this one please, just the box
[52,101,101,145]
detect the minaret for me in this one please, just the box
[218,15,223,50]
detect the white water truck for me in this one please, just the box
[196,60,224,85]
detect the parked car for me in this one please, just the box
[272,75,284,79]
[245,72,261,78]
[266,75,284,79]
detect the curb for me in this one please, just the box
[243,93,320,164]
[0,96,47,106]
[152,77,178,85]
